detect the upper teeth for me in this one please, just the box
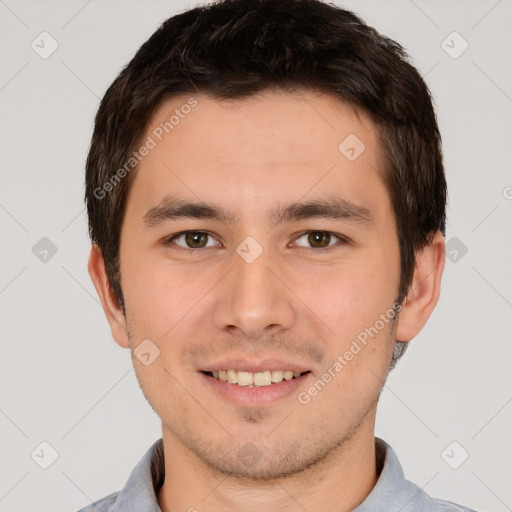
[212,370,302,387]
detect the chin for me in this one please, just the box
[177,427,352,481]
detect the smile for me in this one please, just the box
[202,370,310,387]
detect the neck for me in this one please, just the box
[157,412,379,512]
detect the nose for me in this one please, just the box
[212,244,295,339]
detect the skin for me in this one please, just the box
[89,89,445,511]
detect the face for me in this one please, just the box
[116,90,403,477]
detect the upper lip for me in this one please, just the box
[201,357,311,374]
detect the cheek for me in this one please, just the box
[121,251,223,355]
[293,254,397,339]
[120,252,184,336]
[313,318,396,412]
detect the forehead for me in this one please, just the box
[149,89,375,163]
[128,89,390,224]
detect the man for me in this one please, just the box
[81,0,477,510]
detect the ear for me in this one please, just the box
[88,244,131,349]
[396,231,445,342]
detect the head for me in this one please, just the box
[87,0,445,479]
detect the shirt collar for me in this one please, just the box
[113,438,165,511]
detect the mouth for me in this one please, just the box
[202,369,311,387]
[199,358,314,406]
[200,365,313,406]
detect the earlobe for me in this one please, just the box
[395,231,445,342]
[87,244,131,349]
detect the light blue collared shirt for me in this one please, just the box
[77,438,478,511]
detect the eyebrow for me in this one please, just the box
[143,195,374,228]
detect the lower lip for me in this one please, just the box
[200,372,312,407]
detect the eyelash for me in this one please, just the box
[164,230,350,253]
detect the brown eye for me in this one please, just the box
[184,231,209,248]
[307,231,332,248]
[168,231,217,249]
[294,231,346,250]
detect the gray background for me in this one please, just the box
[0,0,511,511]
